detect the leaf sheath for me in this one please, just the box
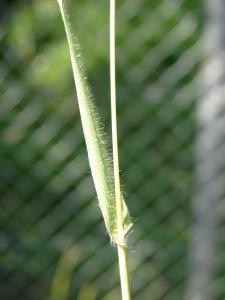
[57,0,132,245]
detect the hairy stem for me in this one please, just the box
[57,0,132,297]
[57,0,132,246]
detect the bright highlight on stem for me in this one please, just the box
[110,0,131,299]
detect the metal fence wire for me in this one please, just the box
[0,0,225,299]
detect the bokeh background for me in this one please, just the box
[1,0,225,299]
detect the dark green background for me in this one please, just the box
[1,1,223,300]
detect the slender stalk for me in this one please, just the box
[57,1,132,297]
[57,0,132,245]
[110,1,131,299]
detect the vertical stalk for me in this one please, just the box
[110,1,131,299]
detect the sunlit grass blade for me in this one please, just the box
[57,0,132,245]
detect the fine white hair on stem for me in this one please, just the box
[57,0,132,246]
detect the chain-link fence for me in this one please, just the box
[1,0,225,299]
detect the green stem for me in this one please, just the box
[57,1,132,297]
[110,1,131,299]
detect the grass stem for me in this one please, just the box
[110,1,131,299]
[57,1,132,297]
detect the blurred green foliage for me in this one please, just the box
[0,0,212,300]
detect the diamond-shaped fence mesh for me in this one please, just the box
[0,0,225,299]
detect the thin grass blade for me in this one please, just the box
[57,0,132,245]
